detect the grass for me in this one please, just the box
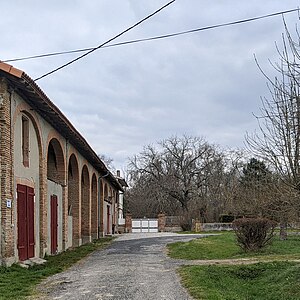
[0,237,113,300]
[170,232,300,299]
[168,232,300,260]
[179,262,300,300]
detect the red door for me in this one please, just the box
[17,184,35,261]
[50,195,58,254]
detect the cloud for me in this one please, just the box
[1,0,300,169]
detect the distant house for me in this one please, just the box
[115,170,128,232]
[0,62,123,266]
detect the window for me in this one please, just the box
[22,116,29,167]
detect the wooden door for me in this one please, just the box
[27,187,35,258]
[17,184,35,261]
[50,195,58,254]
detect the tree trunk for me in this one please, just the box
[279,220,288,240]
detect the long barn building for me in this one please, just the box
[0,62,123,266]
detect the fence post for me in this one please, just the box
[125,214,132,233]
[158,213,166,232]
[192,219,201,232]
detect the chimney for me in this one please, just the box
[117,170,121,177]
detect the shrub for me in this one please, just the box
[232,218,277,252]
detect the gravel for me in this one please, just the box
[35,233,206,300]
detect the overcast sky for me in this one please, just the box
[2,1,300,170]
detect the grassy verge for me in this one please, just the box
[179,261,300,300]
[168,232,300,260]
[170,232,300,299]
[0,237,113,300]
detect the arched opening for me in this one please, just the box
[47,139,65,185]
[14,111,43,260]
[67,154,79,247]
[91,174,98,240]
[103,183,110,235]
[47,138,65,255]
[81,165,90,244]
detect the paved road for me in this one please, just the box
[36,233,206,300]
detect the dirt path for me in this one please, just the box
[181,257,300,266]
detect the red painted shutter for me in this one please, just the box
[27,187,35,259]
[17,184,28,261]
[51,195,58,254]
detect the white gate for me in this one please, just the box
[132,218,158,233]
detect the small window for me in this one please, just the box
[22,116,29,167]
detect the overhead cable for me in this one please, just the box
[34,0,175,81]
[3,7,299,65]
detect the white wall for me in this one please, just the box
[103,202,112,235]
[47,180,63,254]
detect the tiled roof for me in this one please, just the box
[0,62,122,191]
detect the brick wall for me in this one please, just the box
[91,174,98,239]
[125,214,132,233]
[0,77,119,264]
[81,165,91,244]
[0,79,14,263]
[68,153,80,247]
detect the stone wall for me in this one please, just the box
[198,222,233,231]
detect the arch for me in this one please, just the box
[46,138,66,254]
[91,174,98,240]
[67,154,80,247]
[81,165,90,244]
[13,106,44,260]
[47,138,65,185]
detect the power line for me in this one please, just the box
[3,7,299,65]
[34,0,175,81]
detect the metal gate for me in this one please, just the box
[132,218,158,233]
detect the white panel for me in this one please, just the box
[132,220,141,227]
[141,220,148,227]
[131,218,159,233]
[149,220,158,228]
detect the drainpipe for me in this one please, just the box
[98,172,109,238]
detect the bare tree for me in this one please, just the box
[246,21,300,237]
[221,150,248,217]
[126,173,180,218]
[98,154,116,173]
[128,135,222,220]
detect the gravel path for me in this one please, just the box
[34,233,207,300]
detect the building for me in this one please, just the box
[0,62,123,266]
[115,170,128,233]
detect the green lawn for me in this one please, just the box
[0,238,113,300]
[168,232,300,260]
[179,262,300,300]
[169,232,300,299]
